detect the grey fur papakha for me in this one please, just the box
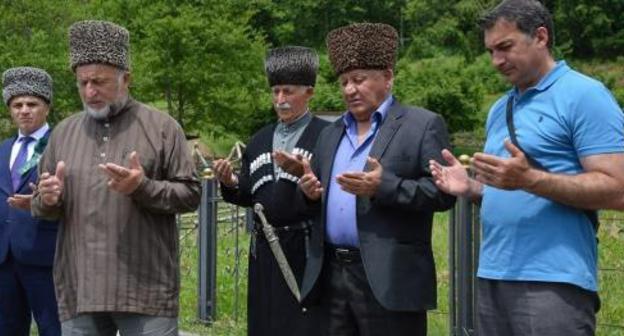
[2,67,53,105]
[69,20,130,71]
[326,23,398,75]
[265,46,319,87]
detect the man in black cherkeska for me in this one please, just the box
[213,46,328,336]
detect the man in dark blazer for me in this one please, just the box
[296,23,455,336]
[0,67,60,336]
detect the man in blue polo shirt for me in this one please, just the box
[429,0,624,335]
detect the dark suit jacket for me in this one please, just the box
[301,100,456,312]
[0,133,58,267]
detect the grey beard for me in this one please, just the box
[85,104,111,120]
[84,95,128,120]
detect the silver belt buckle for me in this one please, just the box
[335,248,353,263]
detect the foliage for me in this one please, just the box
[552,0,624,59]
[2,0,623,143]
[0,0,89,138]
[201,129,242,159]
[402,0,496,60]
[250,0,404,48]
[251,0,624,61]
[394,55,485,133]
[308,53,344,113]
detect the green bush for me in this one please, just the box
[554,0,624,59]
[452,130,485,156]
[394,55,485,133]
[309,54,345,113]
[464,53,509,94]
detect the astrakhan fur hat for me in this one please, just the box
[69,20,130,71]
[326,23,398,75]
[265,46,319,87]
[2,67,53,105]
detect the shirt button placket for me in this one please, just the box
[100,122,111,162]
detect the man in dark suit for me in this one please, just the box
[296,23,456,336]
[0,67,60,336]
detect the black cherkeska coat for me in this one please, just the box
[221,116,328,336]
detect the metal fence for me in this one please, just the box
[195,178,250,323]
[197,179,218,323]
[448,196,480,336]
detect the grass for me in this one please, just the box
[178,211,249,336]
[596,212,624,335]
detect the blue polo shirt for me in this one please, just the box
[479,61,624,291]
[325,96,393,247]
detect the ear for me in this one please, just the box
[384,69,394,90]
[306,86,314,98]
[534,26,550,48]
[122,71,132,88]
[383,68,394,80]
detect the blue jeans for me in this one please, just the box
[61,312,177,336]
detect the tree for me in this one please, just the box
[552,0,624,58]
[402,0,496,60]
[250,0,404,49]
[0,0,87,137]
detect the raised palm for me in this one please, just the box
[429,149,472,197]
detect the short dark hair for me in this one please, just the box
[479,0,554,50]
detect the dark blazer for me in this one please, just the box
[0,133,58,267]
[301,100,455,311]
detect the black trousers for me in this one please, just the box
[319,247,427,336]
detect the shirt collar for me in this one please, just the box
[18,123,49,142]
[276,111,312,134]
[343,95,394,128]
[511,60,569,98]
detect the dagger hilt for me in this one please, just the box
[253,203,278,243]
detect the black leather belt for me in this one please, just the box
[253,221,309,233]
[325,245,361,263]
[250,221,311,259]
[274,222,309,232]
